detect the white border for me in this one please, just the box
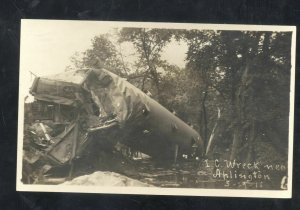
[16,20,296,198]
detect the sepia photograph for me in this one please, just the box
[16,20,295,198]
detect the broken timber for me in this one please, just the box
[22,68,204,183]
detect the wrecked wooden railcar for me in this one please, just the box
[22,68,204,184]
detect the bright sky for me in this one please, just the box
[20,20,188,96]
[19,20,295,101]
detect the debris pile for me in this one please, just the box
[22,68,204,184]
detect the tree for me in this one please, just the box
[183,29,291,162]
[67,28,292,163]
[183,30,224,149]
[68,34,129,76]
[119,28,174,101]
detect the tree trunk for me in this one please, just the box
[201,86,208,147]
[230,127,240,161]
[141,30,161,101]
[246,120,256,162]
[206,108,221,155]
[230,62,250,160]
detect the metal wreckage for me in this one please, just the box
[22,68,204,184]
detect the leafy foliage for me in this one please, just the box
[70,28,292,163]
[68,34,129,76]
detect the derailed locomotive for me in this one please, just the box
[22,68,204,184]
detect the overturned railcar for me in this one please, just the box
[23,69,204,183]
